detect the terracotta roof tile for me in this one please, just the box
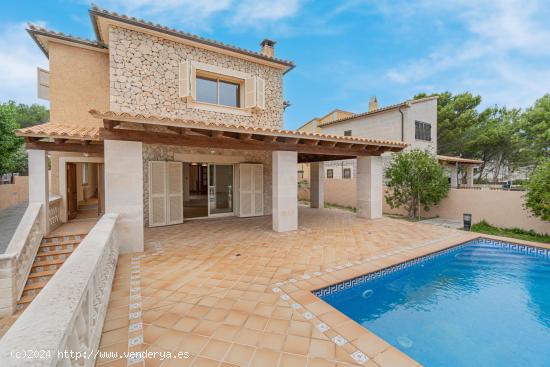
[16,123,100,141]
[89,109,408,148]
[27,24,106,56]
[89,5,295,70]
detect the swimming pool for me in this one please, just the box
[316,238,550,367]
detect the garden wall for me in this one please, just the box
[301,179,550,235]
[0,176,29,210]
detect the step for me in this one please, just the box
[39,243,78,253]
[31,258,66,268]
[18,295,35,305]
[35,248,74,258]
[30,264,61,274]
[23,282,47,291]
[41,238,82,246]
[28,269,57,279]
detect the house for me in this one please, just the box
[298,96,482,186]
[11,6,406,262]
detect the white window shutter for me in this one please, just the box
[37,68,50,101]
[178,61,189,98]
[149,161,167,227]
[252,164,264,215]
[256,77,265,110]
[190,65,197,101]
[167,162,183,225]
[238,163,263,217]
[244,77,257,109]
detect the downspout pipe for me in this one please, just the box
[398,106,405,142]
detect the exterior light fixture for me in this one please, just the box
[463,213,472,231]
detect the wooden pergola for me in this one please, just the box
[16,111,408,161]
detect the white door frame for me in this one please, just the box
[207,163,236,218]
[59,156,104,223]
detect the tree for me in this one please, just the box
[12,102,49,128]
[0,102,23,175]
[524,158,550,221]
[519,94,550,159]
[385,149,450,218]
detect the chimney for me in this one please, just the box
[368,96,378,112]
[260,39,276,58]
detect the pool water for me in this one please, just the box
[318,239,550,367]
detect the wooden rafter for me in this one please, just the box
[25,141,103,154]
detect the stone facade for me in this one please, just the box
[109,26,285,129]
[142,144,272,227]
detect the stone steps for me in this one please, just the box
[17,234,84,309]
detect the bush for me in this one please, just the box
[385,150,450,218]
[524,158,550,221]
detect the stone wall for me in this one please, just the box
[142,144,272,227]
[109,26,284,129]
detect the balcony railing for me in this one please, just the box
[0,213,119,367]
[48,195,62,232]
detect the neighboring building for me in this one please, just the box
[296,109,355,133]
[298,96,481,185]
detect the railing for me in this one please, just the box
[0,213,119,367]
[48,195,62,232]
[0,203,43,316]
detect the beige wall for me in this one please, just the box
[303,179,550,234]
[0,177,29,210]
[48,42,109,126]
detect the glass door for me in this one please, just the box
[208,164,234,216]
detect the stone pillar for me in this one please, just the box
[272,151,298,232]
[104,140,144,253]
[310,162,324,208]
[28,149,49,234]
[450,164,459,188]
[182,163,190,202]
[356,156,383,219]
[466,166,475,187]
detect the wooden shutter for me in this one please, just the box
[149,161,167,227]
[252,164,264,215]
[256,77,265,110]
[178,61,189,98]
[238,163,263,217]
[167,162,183,225]
[244,77,257,109]
[37,68,50,101]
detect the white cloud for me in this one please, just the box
[377,0,550,108]
[0,22,48,105]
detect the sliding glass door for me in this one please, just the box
[208,164,234,216]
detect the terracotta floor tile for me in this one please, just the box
[173,317,201,332]
[190,356,220,367]
[288,320,312,338]
[154,329,187,351]
[308,338,335,360]
[223,343,255,366]
[200,339,231,361]
[179,333,209,355]
[307,358,336,367]
[249,348,280,367]
[243,315,268,331]
[283,335,310,355]
[374,347,418,367]
[279,352,308,367]
[193,320,219,337]
[234,328,262,347]
[258,332,285,351]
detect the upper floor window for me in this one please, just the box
[344,130,352,136]
[196,76,240,108]
[415,121,431,141]
[343,168,351,179]
[326,169,334,179]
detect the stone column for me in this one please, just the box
[466,166,475,187]
[104,140,144,253]
[356,156,383,219]
[450,164,459,188]
[310,162,324,208]
[28,149,49,234]
[272,151,298,232]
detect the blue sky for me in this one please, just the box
[1,0,550,129]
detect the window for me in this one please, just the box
[298,170,304,179]
[415,121,431,141]
[343,168,351,179]
[344,130,352,136]
[196,75,240,108]
[326,169,334,179]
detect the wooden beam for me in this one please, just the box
[54,138,67,145]
[302,139,319,146]
[166,126,182,134]
[81,140,91,146]
[99,128,375,157]
[263,136,277,143]
[211,130,224,138]
[319,141,337,148]
[283,137,299,144]
[24,137,40,143]
[239,133,252,140]
[190,128,212,137]
[103,120,120,130]
[25,141,103,154]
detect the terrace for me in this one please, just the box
[94,207,478,367]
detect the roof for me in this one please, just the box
[16,123,100,141]
[296,109,354,131]
[318,96,438,128]
[27,24,107,57]
[437,155,483,165]
[89,109,408,149]
[88,5,295,72]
